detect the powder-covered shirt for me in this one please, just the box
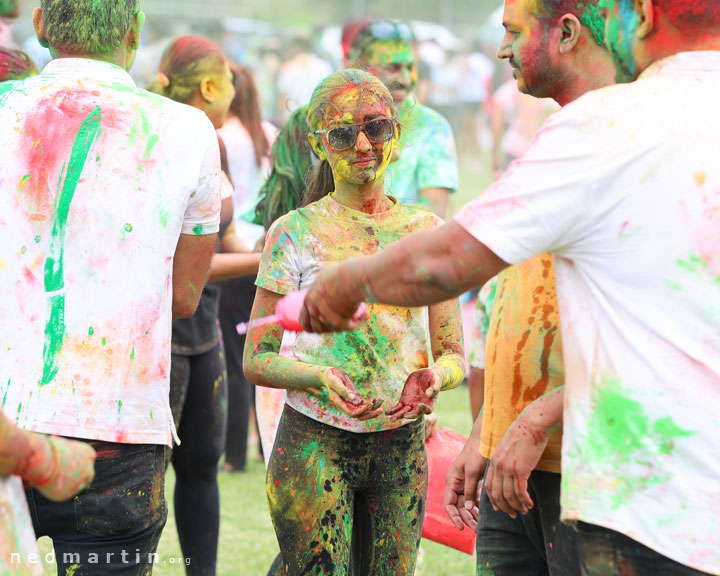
[481,254,563,473]
[257,194,441,432]
[455,52,720,574]
[0,58,222,447]
[385,99,458,206]
[468,277,498,370]
[0,476,41,575]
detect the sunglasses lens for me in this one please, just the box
[364,119,394,143]
[327,126,357,151]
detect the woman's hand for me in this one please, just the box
[309,368,384,420]
[386,368,442,421]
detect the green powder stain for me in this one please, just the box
[124,223,133,233]
[150,409,154,420]
[88,326,94,336]
[585,376,695,508]
[15,402,22,422]
[143,134,159,160]
[102,337,106,346]
[118,399,123,414]
[130,346,135,360]
[20,245,27,255]
[39,107,103,387]
[19,174,31,187]
[2,380,9,410]
[192,224,204,235]
[34,235,41,243]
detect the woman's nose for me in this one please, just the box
[355,130,372,150]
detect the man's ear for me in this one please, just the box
[199,77,219,104]
[308,132,327,160]
[128,10,145,51]
[558,14,582,55]
[33,8,50,49]
[635,0,655,39]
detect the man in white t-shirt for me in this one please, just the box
[301,1,720,574]
[0,0,221,573]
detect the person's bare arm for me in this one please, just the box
[419,187,451,218]
[301,221,509,332]
[243,287,383,419]
[172,233,217,319]
[0,412,95,501]
[469,367,485,422]
[207,253,261,283]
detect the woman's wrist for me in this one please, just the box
[431,353,466,391]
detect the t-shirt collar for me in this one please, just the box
[41,57,137,88]
[640,50,720,79]
[325,193,400,222]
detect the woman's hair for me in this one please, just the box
[0,47,38,82]
[255,105,315,230]
[303,68,396,207]
[229,64,270,168]
[147,36,227,104]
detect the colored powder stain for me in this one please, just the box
[0,258,5,270]
[124,223,133,233]
[88,326,94,336]
[39,107,103,387]
[65,565,80,576]
[2,381,8,410]
[585,376,695,508]
[102,337,106,346]
[34,235,41,243]
[694,171,707,187]
[143,134,159,160]
[19,174,31,188]
[117,399,123,415]
[19,245,27,255]
[192,224,204,235]
[150,409,154,420]
[130,346,135,360]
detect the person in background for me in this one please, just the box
[346,19,458,218]
[0,45,37,80]
[0,0,20,46]
[148,36,260,576]
[217,64,277,473]
[3,0,222,573]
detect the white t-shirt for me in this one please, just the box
[217,116,277,247]
[0,476,41,575]
[455,51,720,575]
[0,58,222,447]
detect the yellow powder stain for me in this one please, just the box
[694,171,707,188]
[0,258,5,270]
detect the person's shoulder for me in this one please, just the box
[406,103,454,135]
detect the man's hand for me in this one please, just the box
[484,416,549,518]
[301,262,366,333]
[308,368,384,420]
[443,435,487,532]
[24,436,96,502]
[386,368,441,421]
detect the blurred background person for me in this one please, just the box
[346,19,458,217]
[148,35,260,576]
[217,63,277,473]
[0,45,36,79]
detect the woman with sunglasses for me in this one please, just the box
[244,69,465,575]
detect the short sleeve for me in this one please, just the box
[255,216,302,296]
[416,112,459,193]
[182,126,222,235]
[454,105,599,265]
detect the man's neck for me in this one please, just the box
[52,49,128,70]
[640,30,720,74]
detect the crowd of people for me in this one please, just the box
[1,0,719,576]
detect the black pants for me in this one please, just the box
[218,274,257,470]
[169,341,228,576]
[576,522,713,576]
[476,470,581,576]
[26,441,167,575]
[268,406,428,576]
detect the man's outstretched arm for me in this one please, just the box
[301,220,509,332]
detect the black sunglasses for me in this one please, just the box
[314,117,397,152]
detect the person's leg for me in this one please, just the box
[475,467,548,576]
[267,406,356,575]
[171,342,228,576]
[576,522,713,576]
[530,471,581,576]
[358,418,428,576]
[26,441,167,575]
[219,275,256,471]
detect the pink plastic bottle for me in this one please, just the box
[275,290,367,332]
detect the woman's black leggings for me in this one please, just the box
[169,342,228,576]
[268,406,428,576]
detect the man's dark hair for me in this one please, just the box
[40,0,138,54]
[539,0,607,47]
[655,0,720,30]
